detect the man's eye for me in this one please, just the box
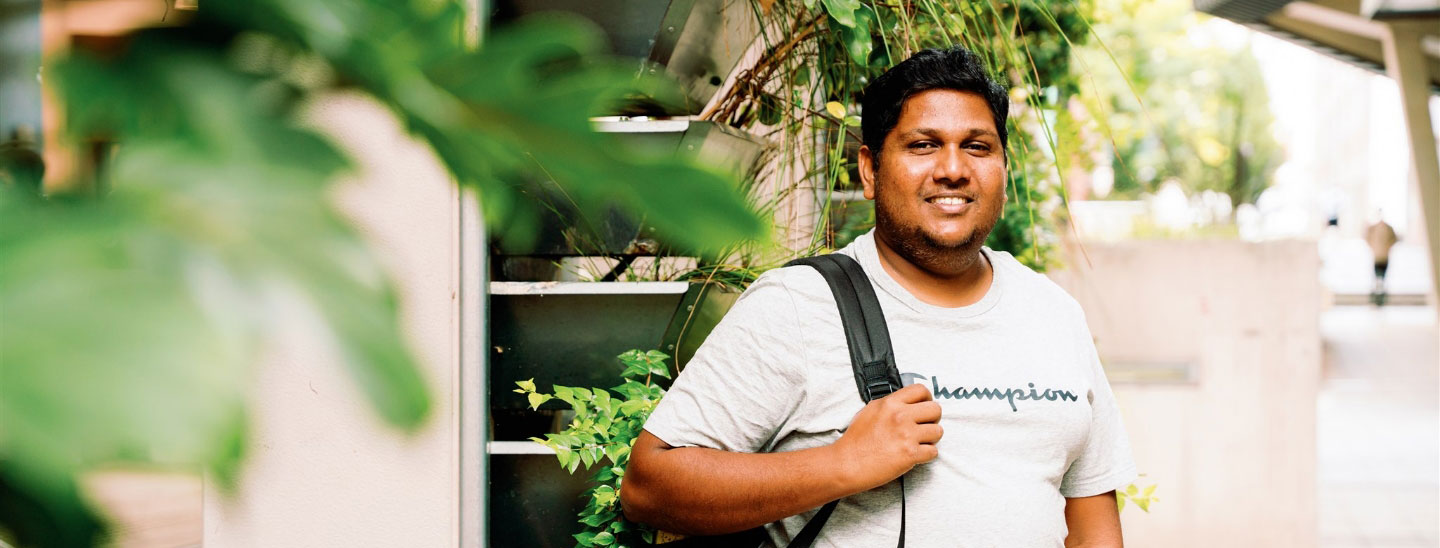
[910,142,938,150]
[964,142,992,152]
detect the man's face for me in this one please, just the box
[859,88,1007,270]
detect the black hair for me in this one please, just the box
[860,46,1009,157]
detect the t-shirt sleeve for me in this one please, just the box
[1059,311,1138,498]
[642,270,810,452]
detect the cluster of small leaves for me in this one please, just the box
[1116,481,1159,513]
[514,350,673,547]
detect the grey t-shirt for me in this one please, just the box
[643,230,1136,547]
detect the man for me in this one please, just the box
[1366,216,1398,306]
[622,46,1135,547]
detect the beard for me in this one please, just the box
[871,178,1002,276]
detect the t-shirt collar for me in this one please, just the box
[841,229,1005,318]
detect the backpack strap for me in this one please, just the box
[784,255,903,402]
[781,254,905,548]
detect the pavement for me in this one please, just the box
[1318,304,1439,548]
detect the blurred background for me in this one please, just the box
[0,0,1436,547]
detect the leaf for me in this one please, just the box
[517,378,537,392]
[579,447,597,468]
[555,448,574,469]
[605,444,630,465]
[1144,484,1157,496]
[574,531,598,547]
[527,392,553,410]
[1136,498,1150,513]
[555,385,576,405]
[1125,484,1138,496]
[593,388,612,409]
[820,0,861,28]
[592,531,616,546]
[826,101,847,119]
[618,400,647,415]
[837,4,875,65]
[587,446,606,467]
[593,485,618,507]
[1116,496,1127,512]
[580,513,609,527]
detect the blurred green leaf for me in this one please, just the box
[4,0,768,539]
[821,0,862,28]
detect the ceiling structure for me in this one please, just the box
[1196,0,1439,92]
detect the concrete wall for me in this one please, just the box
[1049,239,1322,547]
[202,93,475,547]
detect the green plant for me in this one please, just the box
[513,349,672,547]
[1117,480,1159,513]
[1,1,765,544]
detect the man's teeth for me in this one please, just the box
[931,196,970,205]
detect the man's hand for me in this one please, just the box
[832,383,944,490]
[621,383,942,535]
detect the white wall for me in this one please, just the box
[202,92,471,547]
[1050,240,1321,547]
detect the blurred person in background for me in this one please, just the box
[1366,214,1398,306]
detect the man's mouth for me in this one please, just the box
[926,196,973,206]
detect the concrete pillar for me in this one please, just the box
[1380,20,1440,305]
[200,93,485,548]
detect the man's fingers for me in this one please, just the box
[915,423,944,444]
[892,383,933,403]
[914,443,940,463]
[905,400,942,424]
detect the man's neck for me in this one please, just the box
[872,234,993,308]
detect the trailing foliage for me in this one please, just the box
[514,350,674,547]
[702,0,1100,272]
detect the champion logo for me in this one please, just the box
[902,373,1081,412]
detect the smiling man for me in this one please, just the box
[622,46,1136,547]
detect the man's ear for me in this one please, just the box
[858,145,877,200]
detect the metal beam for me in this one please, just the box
[1381,20,1440,306]
[1279,0,1388,40]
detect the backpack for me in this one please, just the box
[651,253,906,548]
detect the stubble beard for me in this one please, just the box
[872,178,1002,277]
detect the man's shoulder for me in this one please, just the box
[731,264,831,312]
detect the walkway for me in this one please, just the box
[1318,304,1439,547]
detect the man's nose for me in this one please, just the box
[932,146,970,185]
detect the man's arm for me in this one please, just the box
[620,384,942,535]
[1063,491,1123,548]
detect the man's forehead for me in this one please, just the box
[897,89,991,116]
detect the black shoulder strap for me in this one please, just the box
[784,254,902,402]
[781,254,905,548]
